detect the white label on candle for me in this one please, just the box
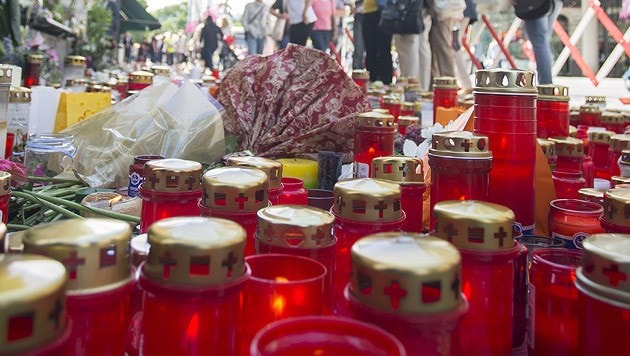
[526,282,535,349]
[355,162,369,178]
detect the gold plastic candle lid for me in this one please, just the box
[151,65,171,76]
[9,87,32,103]
[0,171,11,197]
[355,111,396,129]
[64,78,88,88]
[256,205,335,249]
[349,232,462,314]
[371,156,424,185]
[537,138,556,158]
[579,104,602,113]
[588,130,615,144]
[382,95,401,105]
[433,76,458,89]
[473,69,537,94]
[142,158,202,193]
[22,218,132,293]
[226,156,283,189]
[429,131,492,159]
[602,111,623,124]
[64,55,86,66]
[585,95,606,106]
[610,134,630,153]
[0,254,68,354]
[397,115,419,127]
[332,178,403,222]
[402,102,416,111]
[537,84,569,101]
[352,69,369,79]
[433,200,516,250]
[201,167,268,212]
[129,70,154,84]
[569,125,577,137]
[130,234,150,268]
[144,217,246,287]
[621,150,630,166]
[579,188,605,202]
[612,176,630,186]
[26,54,44,64]
[580,234,630,300]
[602,189,630,227]
[0,65,14,84]
[549,137,584,158]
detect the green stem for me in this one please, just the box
[12,191,83,219]
[7,223,31,231]
[28,176,84,185]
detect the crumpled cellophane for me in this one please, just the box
[63,81,225,188]
[217,44,371,158]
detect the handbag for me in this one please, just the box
[271,18,287,41]
[379,0,424,35]
[514,0,554,20]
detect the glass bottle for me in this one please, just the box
[536,84,570,138]
[548,199,604,249]
[227,156,284,205]
[353,111,397,178]
[600,188,630,234]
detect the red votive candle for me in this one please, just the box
[0,254,71,355]
[536,84,570,138]
[538,138,557,171]
[552,169,586,199]
[372,156,426,233]
[138,217,249,355]
[433,76,459,124]
[602,111,625,133]
[128,155,165,198]
[400,102,416,117]
[255,205,336,312]
[589,131,614,180]
[609,134,630,177]
[352,69,369,93]
[578,104,602,127]
[240,254,326,355]
[278,177,307,205]
[343,232,468,355]
[139,158,203,233]
[251,316,406,356]
[227,156,284,205]
[428,131,492,232]
[433,200,520,355]
[548,199,604,249]
[23,218,134,356]
[0,171,11,224]
[576,234,630,355]
[354,111,397,178]
[528,248,582,355]
[128,70,153,91]
[474,69,538,235]
[381,95,402,120]
[331,178,405,313]
[23,54,43,88]
[600,188,630,233]
[396,115,419,136]
[550,136,585,172]
[578,187,605,206]
[200,166,269,256]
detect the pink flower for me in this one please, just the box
[0,159,28,187]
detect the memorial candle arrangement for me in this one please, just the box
[344,232,468,355]
[432,77,459,124]
[138,158,203,233]
[200,166,269,256]
[0,254,71,355]
[227,156,284,205]
[536,84,570,139]
[138,217,249,355]
[600,188,630,234]
[23,218,134,356]
[0,171,11,224]
[353,111,396,178]
[433,200,520,355]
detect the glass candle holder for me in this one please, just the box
[600,188,630,234]
[433,200,519,355]
[0,172,11,224]
[433,77,458,124]
[548,199,604,249]
[396,115,419,136]
[200,166,269,256]
[381,95,402,120]
[536,84,570,138]
[240,254,326,356]
[474,69,538,235]
[7,86,31,160]
[23,54,43,88]
[343,233,468,355]
[24,133,76,178]
[251,316,406,356]
[128,71,153,91]
[128,155,165,198]
[552,169,587,199]
[609,134,630,178]
[578,104,602,127]
[352,69,369,93]
[602,111,625,134]
[22,218,134,356]
[575,234,630,355]
[138,217,249,356]
[278,177,308,205]
[550,137,585,172]
[354,111,397,178]
[589,131,614,180]
[0,254,72,355]
[428,131,492,232]
[227,156,284,205]
[400,102,416,117]
[538,138,557,171]
[528,248,582,355]
[62,55,87,83]
[579,187,605,206]
[307,189,334,211]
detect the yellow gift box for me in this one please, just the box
[54,92,111,132]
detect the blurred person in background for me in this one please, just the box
[242,0,270,55]
[352,0,365,69]
[201,16,223,69]
[363,0,392,84]
[521,0,563,84]
[270,0,291,49]
[287,0,317,46]
[453,0,477,92]
[311,0,335,51]
[176,30,187,64]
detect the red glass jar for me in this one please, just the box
[589,131,614,180]
[128,70,153,91]
[128,155,165,198]
[428,131,492,232]
[0,254,71,355]
[433,77,458,124]
[352,69,369,93]
[576,234,630,356]
[538,138,557,171]
[23,218,134,356]
[139,159,203,233]
[343,233,468,355]
[227,156,284,205]
[474,69,537,235]
[353,111,397,178]
[240,254,326,355]
[578,104,602,127]
[381,95,402,120]
[278,177,308,205]
[400,102,416,117]
[251,316,406,356]
[609,134,630,177]
[548,199,604,249]
[255,205,336,312]
[114,78,129,100]
[331,178,405,313]
[550,137,585,172]
[23,54,43,88]
[600,188,630,233]
[372,156,426,233]
[602,111,625,133]
[537,84,570,138]
[0,171,11,224]
[137,217,249,356]
[396,115,419,136]
[552,169,587,199]
[528,248,582,355]
[433,200,519,356]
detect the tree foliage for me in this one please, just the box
[150,3,187,33]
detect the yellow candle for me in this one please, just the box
[275,158,319,189]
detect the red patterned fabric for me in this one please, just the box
[217,44,371,158]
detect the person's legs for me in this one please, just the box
[429,17,456,78]
[311,30,327,51]
[419,8,432,91]
[246,33,258,55]
[363,12,380,82]
[394,33,420,81]
[353,13,365,69]
[454,17,472,90]
[524,16,552,84]
[374,11,393,84]
[290,23,311,46]
[256,37,266,54]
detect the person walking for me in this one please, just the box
[200,16,223,69]
[362,0,392,84]
[270,0,291,49]
[287,0,317,46]
[242,0,270,55]
[522,0,563,84]
[311,0,335,51]
[352,0,366,69]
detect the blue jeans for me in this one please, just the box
[353,13,365,69]
[524,1,563,84]
[311,30,332,51]
[246,33,265,55]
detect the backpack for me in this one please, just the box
[379,0,424,35]
[514,0,554,20]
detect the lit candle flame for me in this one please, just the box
[108,195,123,207]
[272,295,286,317]
[275,276,289,283]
